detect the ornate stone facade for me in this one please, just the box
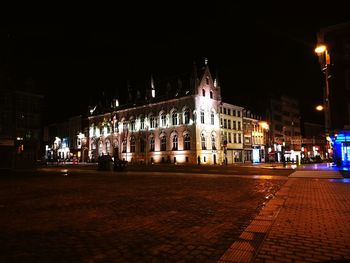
[88,65,223,165]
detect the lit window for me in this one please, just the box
[130,120,135,131]
[122,138,127,153]
[161,113,166,127]
[184,109,190,124]
[140,117,145,130]
[150,116,156,129]
[211,112,215,125]
[201,134,206,150]
[172,111,178,126]
[161,135,166,151]
[184,134,191,150]
[211,135,216,150]
[172,135,178,150]
[150,137,155,152]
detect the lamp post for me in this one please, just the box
[259,121,269,163]
[315,45,331,134]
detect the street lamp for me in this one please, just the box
[315,44,331,134]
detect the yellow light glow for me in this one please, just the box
[316,105,324,111]
[315,45,326,54]
[259,121,269,130]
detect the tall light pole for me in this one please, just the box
[315,44,331,134]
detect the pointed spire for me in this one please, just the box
[151,74,155,98]
[214,70,220,88]
[151,74,155,90]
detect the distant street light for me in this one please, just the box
[316,105,324,111]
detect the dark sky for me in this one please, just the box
[1,4,349,125]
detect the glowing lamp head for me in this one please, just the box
[316,105,324,111]
[315,45,326,54]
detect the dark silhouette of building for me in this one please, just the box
[0,73,44,169]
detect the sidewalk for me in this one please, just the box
[218,166,350,262]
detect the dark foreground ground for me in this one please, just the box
[0,169,289,262]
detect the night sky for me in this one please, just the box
[1,5,349,125]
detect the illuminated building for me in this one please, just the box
[219,102,244,164]
[330,131,350,167]
[242,110,267,163]
[88,62,223,165]
[44,115,89,162]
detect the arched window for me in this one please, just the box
[201,134,206,150]
[161,112,167,127]
[184,109,190,124]
[140,116,145,130]
[200,110,205,124]
[91,142,96,150]
[211,111,215,125]
[95,127,100,137]
[99,141,103,155]
[184,134,191,150]
[122,138,127,153]
[130,136,136,152]
[140,137,145,152]
[130,119,135,131]
[150,137,155,152]
[172,135,178,150]
[210,90,213,99]
[172,111,178,126]
[211,134,216,150]
[106,140,111,155]
[161,135,167,151]
[150,115,156,129]
[202,89,206,96]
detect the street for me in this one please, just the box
[0,166,291,262]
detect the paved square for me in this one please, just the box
[0,171,285,262]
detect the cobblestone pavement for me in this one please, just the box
[0,171,286,263]
[219,173,350,262]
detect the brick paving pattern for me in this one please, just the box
[0,171,285,262]
[219,175,350,262]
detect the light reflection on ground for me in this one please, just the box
[328,178,350,183]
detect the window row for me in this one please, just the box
[220,107,241,117]
[94,133,218,155]
[90,110,217,137]
[220,119,242,130]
